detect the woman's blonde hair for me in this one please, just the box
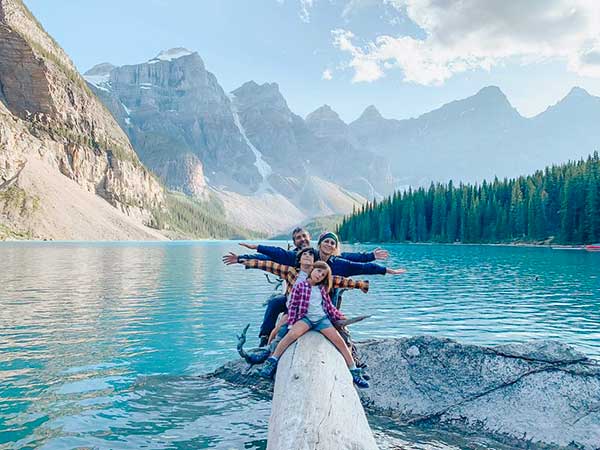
[310,261,333,292]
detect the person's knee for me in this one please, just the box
[269,294,286,306]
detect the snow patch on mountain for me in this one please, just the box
[229,94,273,193]
[84,73,111,92]
[149,48,194,64]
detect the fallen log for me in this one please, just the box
[266,331,378,450]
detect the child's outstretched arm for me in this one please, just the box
[332,276,370,293]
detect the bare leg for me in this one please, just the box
[272,320,310,358]
[320,326,354,367]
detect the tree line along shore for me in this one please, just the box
[338,152,600,245]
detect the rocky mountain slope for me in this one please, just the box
[85,52,369,233]
[0,0,166,240]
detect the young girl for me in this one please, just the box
[260,261,370,389]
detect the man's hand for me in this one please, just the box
[386,267,407,275]
[222,252,240,265]
[373,247,389,260]
[239,243,258,250]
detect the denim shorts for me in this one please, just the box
[300,316,333,331]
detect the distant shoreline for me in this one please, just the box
[0,238,589,250]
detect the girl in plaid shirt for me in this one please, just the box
[260,261,369,388]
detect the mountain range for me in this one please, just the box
[1,0,599,240]
[86,49,600,231]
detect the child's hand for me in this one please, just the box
[373,247,389,260]
[386,267,407,275]
[239,243,258,250]
[222,252,240,265]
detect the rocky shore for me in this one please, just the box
[212,336,600,449]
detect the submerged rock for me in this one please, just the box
[211,336,600,449]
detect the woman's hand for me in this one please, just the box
[373,247,389,260]
[239,243,258,250]
[222,252,240,265]
[386,267,407,275]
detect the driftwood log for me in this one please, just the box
[266,331,378,450]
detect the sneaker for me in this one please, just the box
[350,368,369,389]
[259,357,278,379]
[245,348,270,365]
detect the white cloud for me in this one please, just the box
[333,0,600,84]
[322,69,333,80]
[300,0,314,22]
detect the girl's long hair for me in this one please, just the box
[310,261,333,293]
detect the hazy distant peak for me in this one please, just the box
[84,62,115,76]
[306,104,342,122]
[231,80,288,111]
[358,105,383,121]
[475,85,508,101]
[233,80,280,95]
[565,86,591,98]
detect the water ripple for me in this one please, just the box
[0,242,598,449]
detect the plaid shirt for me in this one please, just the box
[287,280,344,325]
[240,259,370,295]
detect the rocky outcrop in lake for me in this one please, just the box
[213,336,600,449]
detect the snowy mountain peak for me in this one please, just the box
[149,48,195,63]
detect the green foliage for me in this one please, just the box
[338,152,600,245]
[0,222,32,240]
[154,192,265,239]
[0,185,40,215]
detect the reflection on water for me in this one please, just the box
[0,241,598,449]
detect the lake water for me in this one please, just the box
[1,241,598,449]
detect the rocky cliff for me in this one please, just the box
[0,0,165,239]
[213,336,600,450]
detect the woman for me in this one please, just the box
[260,261,370,389]
[316,231,406,277]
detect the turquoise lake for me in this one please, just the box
[1,241,599,449]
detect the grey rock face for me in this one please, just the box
[86,50,262,196]
[303,104,395,198]
[231,81,300,175]
[213,336,600,449]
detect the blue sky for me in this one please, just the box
[24,0,600,122]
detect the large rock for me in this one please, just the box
[213,336,600,449]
